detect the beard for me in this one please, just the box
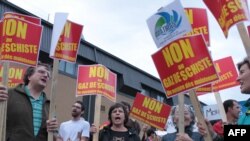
[72,111,81,117]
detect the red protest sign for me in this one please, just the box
[203,0,249,38]
[213,56,239,91]
[152,34,219,97]
[185,8,210,46]
[76,65,117,102]
[3,12,41,25]
[196,84,213,96]
[130,93,171,130]
[0,17,42,66]
[0,64,26,88]
[51,20,83,63]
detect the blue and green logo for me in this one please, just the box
[155,10,182,39]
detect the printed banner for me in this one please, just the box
[51,20,83,62]
[203,0,249,38]
[0,17,42,66]
[0,64,26,87]
[76,64,117,102]
[147,0,192,48]
[196,84,213,96]
[3,12,41,25]
[130,93,171,130]
[152,34,219,97]
[213,56,239,91]
[185,8,210,46]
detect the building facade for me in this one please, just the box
[0,1,206,127]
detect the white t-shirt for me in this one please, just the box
[59,118,90,141]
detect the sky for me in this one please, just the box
[6,0,250,105]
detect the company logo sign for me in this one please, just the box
[155,10,182,40]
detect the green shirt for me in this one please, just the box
[25,86,44,136]
[238,109,250,125]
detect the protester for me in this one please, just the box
[57,101,90,141]
[237,57,250,124]
[161,105,204,141]
[213,99,241,136]
[198,99,240,141]
[121,101,141,135]
[98,101,141,134]
[197,57,250,141]
[0,62,58,141]
[99,103,140,141]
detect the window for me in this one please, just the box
[65,62,75,74]
[157,95,165,103]
[59,60,77,76]
[59,61,65,71]
[141,85,166,103]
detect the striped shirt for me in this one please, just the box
[25,86,44,136]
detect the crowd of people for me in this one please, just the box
[197,57,250,141]
[0,57,250,141]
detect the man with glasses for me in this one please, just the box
[57,101,90,141]
[0,62,58,141]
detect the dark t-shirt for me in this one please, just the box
[109,130,130,141]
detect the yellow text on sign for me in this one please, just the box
[89,66,109,81]
[142,97,163,114]
[162,39,195,68]
[62,22,71,38]
[0,68,24,79]
[3,19,27,39]
[185,9,194,24]
[218,0,243,27]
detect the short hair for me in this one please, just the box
[223,99,237,113]
[108,103,129,127]
[171,105,195,127]
[146,128,155,137]
[23,62,51,85]
[75,101,85,111]
[237,57,250,71]
[120,101,131,110]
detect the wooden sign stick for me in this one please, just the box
[237,23,250,57]
[178,94,185,134]
[48,59,59,141]
[0,62,9,141]
[214,92,227,123]
[189,89,213,141]
[93,95,102,141]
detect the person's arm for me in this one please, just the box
[46,118,59,141]
[0,85,8,101]
[47,118,59,132]
[197,119,223,141]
